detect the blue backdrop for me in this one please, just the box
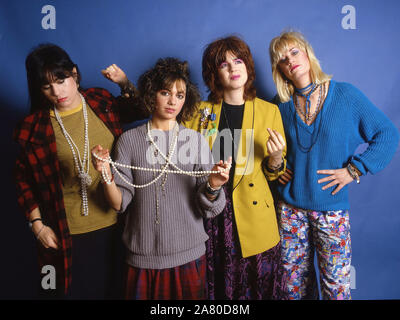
[1,0,399,299]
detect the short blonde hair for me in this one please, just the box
[269,31,331,103]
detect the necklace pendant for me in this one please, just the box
[78,172,92,187]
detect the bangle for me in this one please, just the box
[205,181,221,196]
[207,181,221,191]
[265,157,284,173]
[120,80,137,98]
[28,218,42,228]
[347,163,360,184]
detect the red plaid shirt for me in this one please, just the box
[13,88,143,295]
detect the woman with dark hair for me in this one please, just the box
[13,43,143,298]
[92,57,231,300]
[184,36,288,299]
[269,31,399,299]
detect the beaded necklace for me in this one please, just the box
[293,83,326,153]
[54,93,91,216]
[294,83,324,124]
[94,122,220,188]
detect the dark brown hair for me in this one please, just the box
[137,57,200,123]
[25,43,81,113]
[202,35,256,103]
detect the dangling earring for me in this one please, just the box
[285,79,289,92]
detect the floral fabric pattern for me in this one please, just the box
[277,201,352,300]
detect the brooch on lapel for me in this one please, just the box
[199,107,217,136]
[200,108,210,128]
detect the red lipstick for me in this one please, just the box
[291,65,299,72]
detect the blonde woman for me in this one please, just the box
[269,31,399,299]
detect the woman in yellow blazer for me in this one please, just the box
[184,36,288,299]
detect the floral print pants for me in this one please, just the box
[277,201,352,300]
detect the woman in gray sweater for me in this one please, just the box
[92,57,231,300]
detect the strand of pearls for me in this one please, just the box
[105,123,179,188]
[54,93,91,216]
[146,122,212,177]
[93,122,220,188]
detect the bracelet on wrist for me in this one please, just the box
[205,181,221,196]
[28,218,42,228]
[347,163,360,184]
[265,157,284,173]
[120,80,137,98]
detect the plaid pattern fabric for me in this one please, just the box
[13,87,138,295]
[125,255,206,300]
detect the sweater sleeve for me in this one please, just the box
[194,132,226,218]
[14,147,40,220]
[112,132,136,212]
[262,104,287,181]
[84,86,147,124]
[113,82,148,124]
[346,83,399,175]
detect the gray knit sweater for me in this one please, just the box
[112,123,226,269]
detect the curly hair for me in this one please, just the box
[202,35,256,104]
[136,57,200,123]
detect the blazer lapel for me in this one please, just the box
[204,101,223,149]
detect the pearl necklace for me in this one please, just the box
[93,122,220,188]
[54,93,91,216]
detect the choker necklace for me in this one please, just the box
[296,82,314,94]
[294,83,318,122]
[54,93,91,216]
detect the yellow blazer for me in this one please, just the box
[184,98,287,257]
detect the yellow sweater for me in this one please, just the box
[184,98,286,257]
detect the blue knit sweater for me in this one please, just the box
[277,80,399,211]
